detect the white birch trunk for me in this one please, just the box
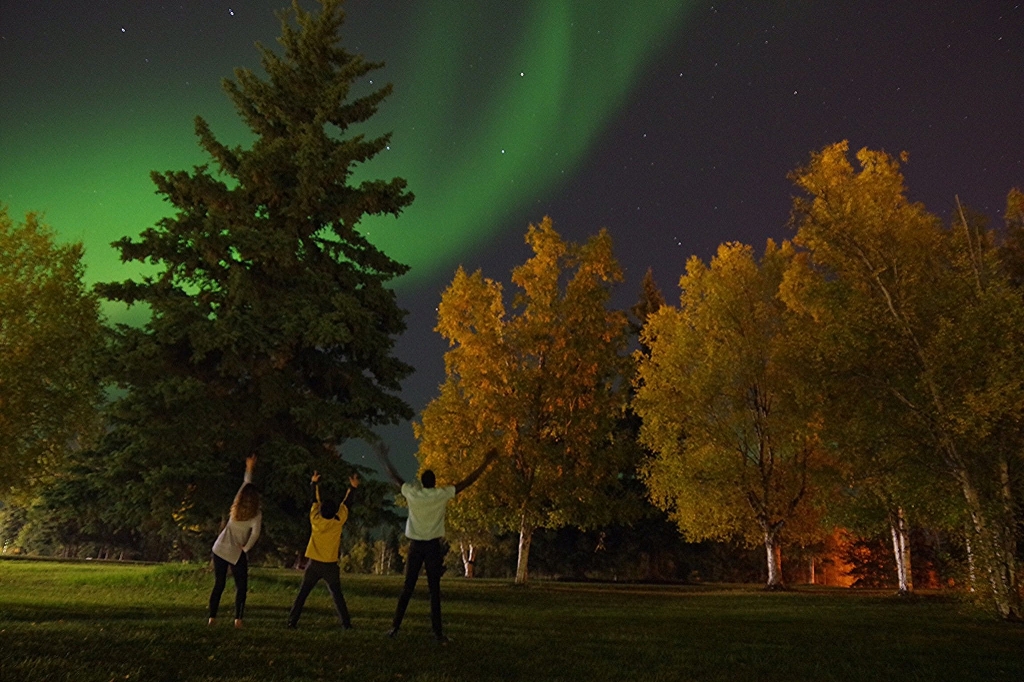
[460,541,477,579]
[960,472,1023,619]
[998,458,1018,604]
[964,526,977,592]
[764,529,784,589]
[889,506,913,595]
[516,520,534,585]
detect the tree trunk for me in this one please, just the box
[516,519,534,585]
[964,523,977,591]
[959,471,1022,620]
[998,457,1019,607]
[888,506,913,595]
[809,557,815,585]
[764,528,784,590]
[375,541,391,575]
[460,541,477,578]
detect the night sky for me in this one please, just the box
[2,1,1022,473]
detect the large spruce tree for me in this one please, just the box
[95,0,413,553]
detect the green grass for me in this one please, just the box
[1,558,1021,681]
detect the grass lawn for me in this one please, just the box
[1,558,1021,682]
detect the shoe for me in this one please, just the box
[434,633,449,644]
[386,627,399,638]
[286,621,297,629]
[207,617,216,626]
[234,619,243,629]
[342,623,354,630]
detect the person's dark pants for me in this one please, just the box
[288,559,352,627]
[392,538,444,636]
[209,551,248,620]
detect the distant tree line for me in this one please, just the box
[0,0,1020,621]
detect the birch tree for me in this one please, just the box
[416,217,634,584]
[787,142,1024,619]
[781,244,955,595]
[633,240,822,589]
[0,208,103,499]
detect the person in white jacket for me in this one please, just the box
[208,455,262,628]
[376,443,497,643]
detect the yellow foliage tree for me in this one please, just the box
[416,217,634,584]
[633,240,823,589]
[787,142,1024,619]
[0,208,103,500]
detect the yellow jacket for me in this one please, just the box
[304,486,350,563]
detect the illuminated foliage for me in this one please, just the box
[788,142,1024,619]
[780,207,959,596]
[93,0,411,540]
[633,240,823,589]
[997,187,1024,288]
[416,217,634,584]
[0,208,102,500]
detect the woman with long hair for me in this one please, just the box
[208,454,261,628]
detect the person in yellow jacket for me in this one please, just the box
[287,470,359,629]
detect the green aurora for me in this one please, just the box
[1,1,692,317]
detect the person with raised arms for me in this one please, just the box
[208,454,261,628]
[286,470,360,629]
[375,442,498,643]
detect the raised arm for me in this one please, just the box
[244,454,257,484]
[341,472,360,508]
[242,456,262,551]
[310,471,322,505]
[373,442,404,489]
[454,448,499,494]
